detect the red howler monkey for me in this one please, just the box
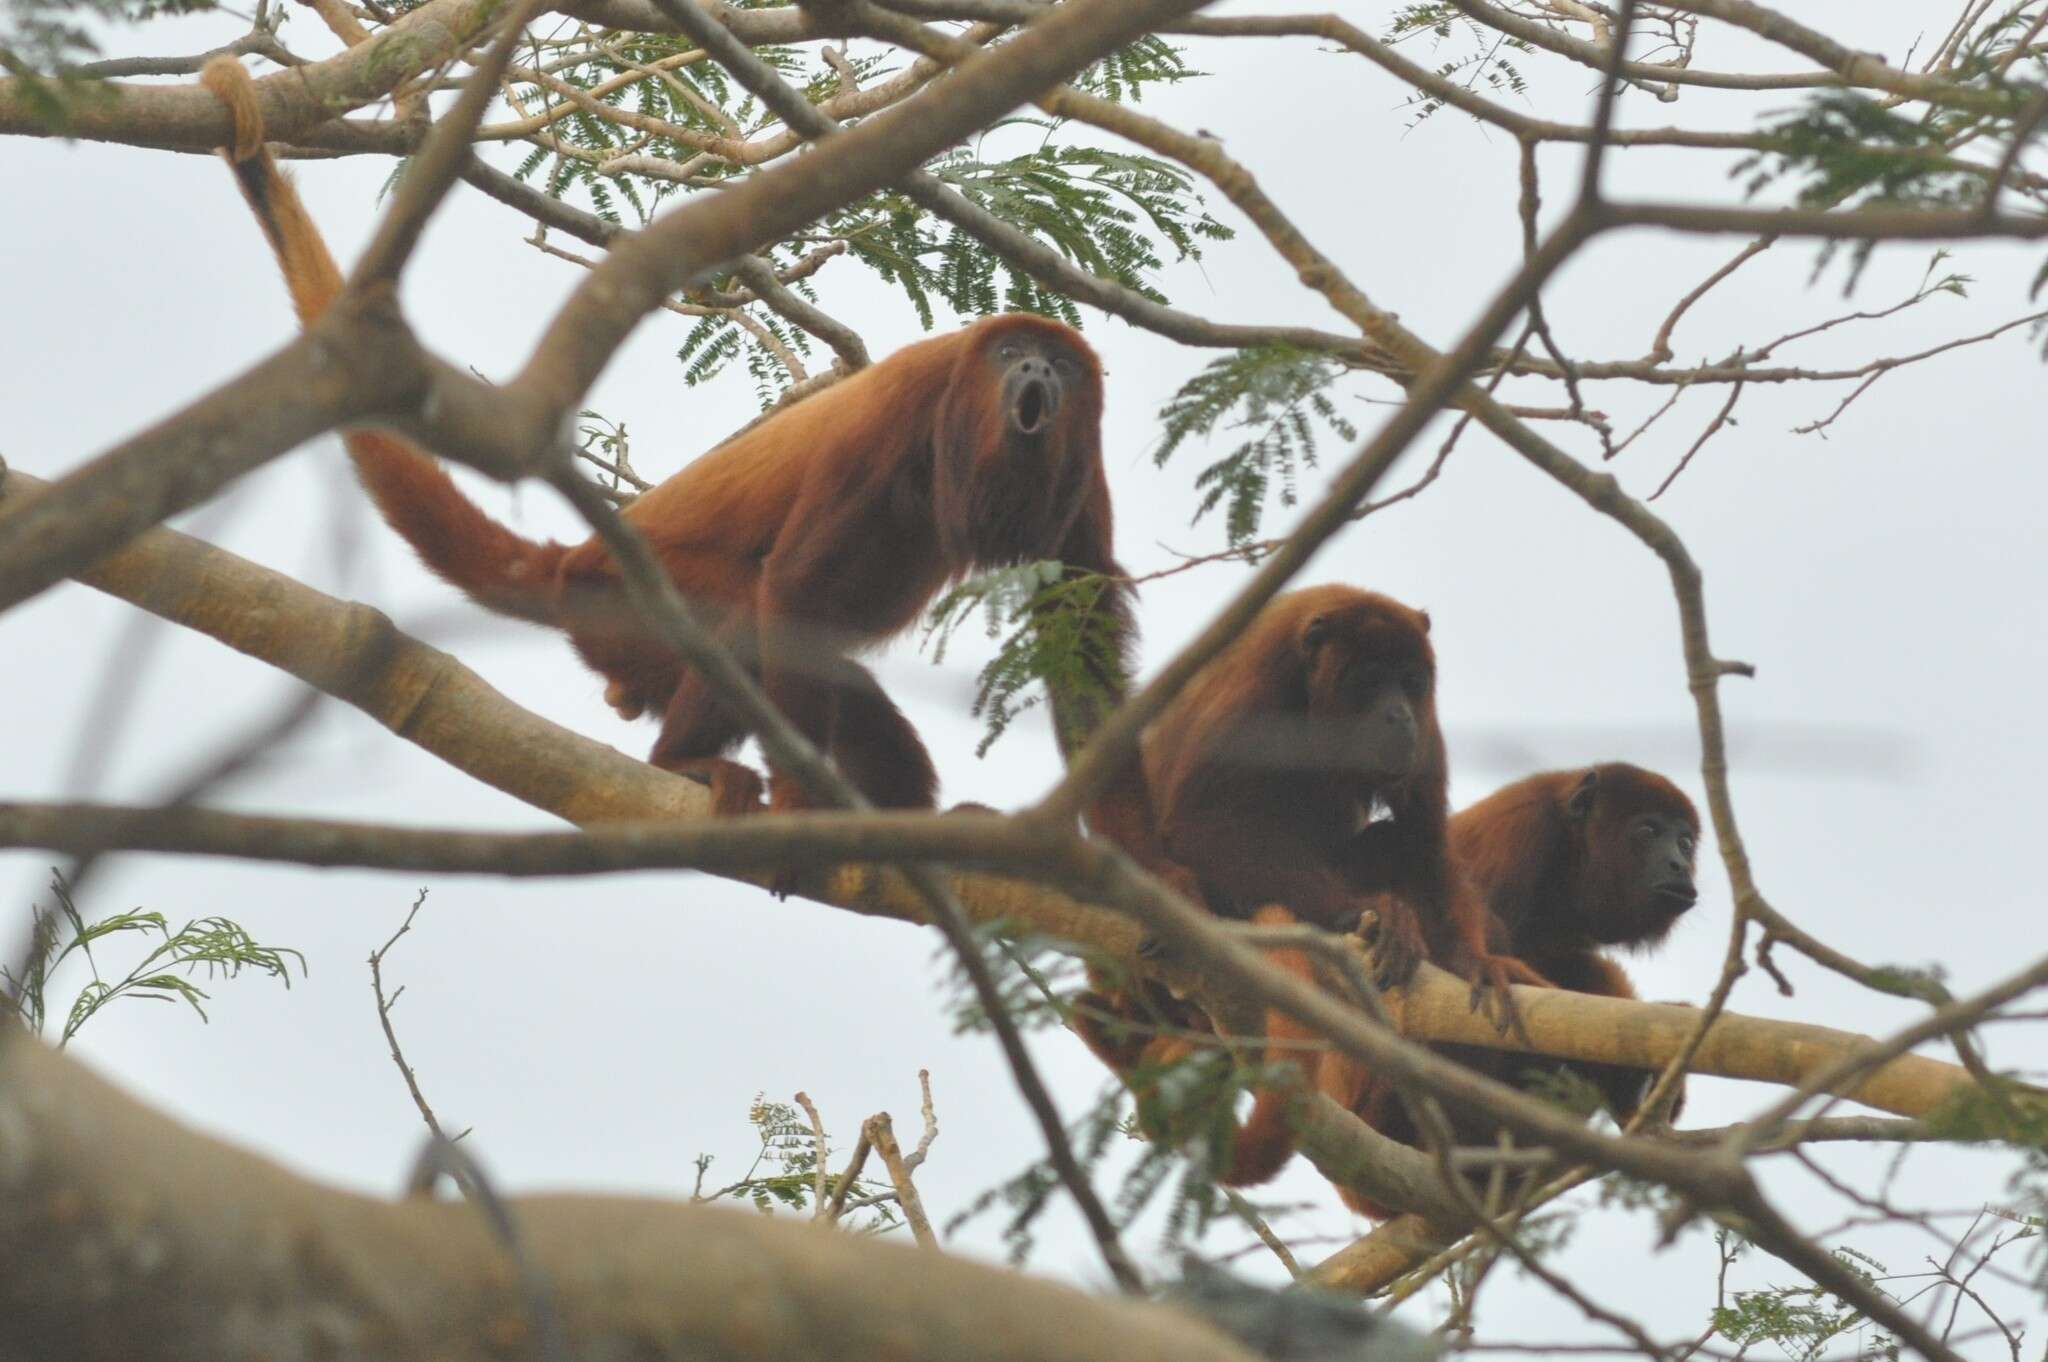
[1073,585,1545,1186]
[1450,762,1700,1124]
[198,57,1178,872]
[1328,763,1702,1218]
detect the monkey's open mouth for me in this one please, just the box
[1013,379,1052,434]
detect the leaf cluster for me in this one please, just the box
[1738,80,2047,293]
[923,562,1125,757]
[3,870,304,1047]
[1153,345,1358,547]
[1068,34,1199,105]
[508,32,1223,389]
[1710,1243,1901,1362]
[1383,4,1531,130]
[690,1094,903,1234]
[841,125,1231,331]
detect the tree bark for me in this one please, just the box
[0,1035,1268,1362]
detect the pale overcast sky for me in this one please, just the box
[6,1,2045,1350]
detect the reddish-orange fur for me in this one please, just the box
[1339,763,1702,1217]
[1075,586,1545,1187]
[200,57,1178,866]
[1451,763,1700,1120]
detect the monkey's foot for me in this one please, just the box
[1465,954,1551,1043]
[669,757,768,817]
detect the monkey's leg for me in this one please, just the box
[822,658,939,810]
[650,667,765,817]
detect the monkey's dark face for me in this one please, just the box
[992,333,1084,436]
[1569,773,1700,945]
[933,319,1103,571]
[1611,811,1698,944]
[1299,609,1435,781]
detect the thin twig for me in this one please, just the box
[370,889,465,1144]
[1650,378,1743,499]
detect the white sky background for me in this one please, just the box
[6,1,2047,1351]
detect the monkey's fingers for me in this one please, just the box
[1466,964,1535,1046]
[1365,904,1426,992]
[1372,939,1411,992]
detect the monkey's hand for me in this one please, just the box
[1355,895,1426,992]
[1461,953,1552,1043]
[603,680,648,722]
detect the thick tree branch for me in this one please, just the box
[0,792,2015,1126]
[0,1036,1265,1362]
[0,0,506,145]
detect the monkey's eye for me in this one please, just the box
[1401,667,1429,697]
[1678,832,1697,855]
[1632,819,1659,841]
[997,343,1022,360]
[1054,355,1080,377]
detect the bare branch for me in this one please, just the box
[864,1113,939,1250]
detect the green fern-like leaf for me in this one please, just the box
[923,563,1124,756]
[1154,346,1358,546]
[1070,34,1201,104]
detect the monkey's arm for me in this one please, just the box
[1040,493,1200,900]
[1409,860,1553,1039]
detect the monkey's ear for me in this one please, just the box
[1565,769,1600,823]
[1417,609,1431,635]
[1300,614,1331,654]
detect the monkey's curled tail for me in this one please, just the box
[199,57,564,625]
